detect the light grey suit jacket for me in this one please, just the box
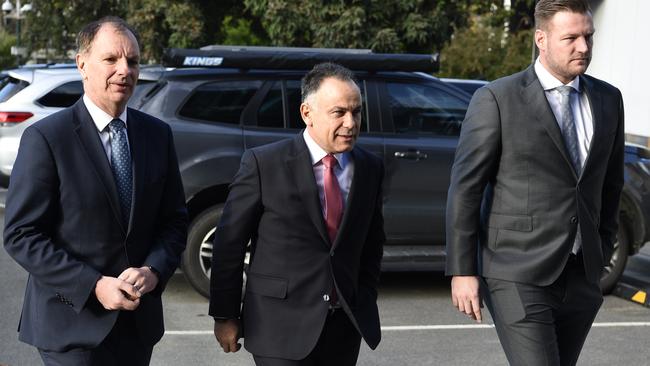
[445,65,625,286]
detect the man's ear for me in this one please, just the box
[534,29,546,52]
[300,102,311,127]
[76,53,87,80]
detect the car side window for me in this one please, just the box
[178,80,263,124]
[37,81,83,108]
[0,77,30,103]
[387,82,467,136]
[257,81,284,128]
[286,80,304,129]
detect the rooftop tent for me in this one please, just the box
[162,46,439,73]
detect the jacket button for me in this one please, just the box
[323,294,330,302]
[570,216,578,224]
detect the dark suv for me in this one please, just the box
[131,46,650,297]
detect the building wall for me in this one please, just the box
[589,0,649,139]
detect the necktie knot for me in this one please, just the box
[109,119,126,133]
[556,85,574,98]
[322,154,338,170]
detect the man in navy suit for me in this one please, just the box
[209,63,385,365]
[3,17,188,365]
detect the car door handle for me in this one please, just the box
[394,150,428,160]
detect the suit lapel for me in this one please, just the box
[333,147,366,250]
[522,67,578,180]
[126,108,145,234]
[71,100,126,233]
[286,135,331,248]
[579,75,603,176]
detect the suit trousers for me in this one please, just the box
[253,308,362,366]
[38,311,153,366]
[482,253,603,366]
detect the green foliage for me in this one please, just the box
[127,0,204,63]
[24,0,128,61]
[439,15,534,80]
[243,0,471,53]
[438,1,535,80]
[0,30,17,69]
[221,16,265,46]
[15,0,535,78]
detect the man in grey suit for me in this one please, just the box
[445,0,624,365]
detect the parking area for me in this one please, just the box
[1,196,649,365]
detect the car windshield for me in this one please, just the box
[0,76,30,103]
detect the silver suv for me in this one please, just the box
[0,65,82,186]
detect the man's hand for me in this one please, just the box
[118,266,159,295]
[214,319,242,353]
[451,275,482,322]
[94,276,141,310]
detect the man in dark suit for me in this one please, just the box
[209,62,385,365]
[3,17,188,365]
[446,0,624,365]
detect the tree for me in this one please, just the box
[220,16,266,46]
[0,30,17,69]
[243,0,472,53]
[438,1,535,80]
[24,0,127,62]
[127,0,204,63]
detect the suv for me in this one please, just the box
[0,65,80,186]
[130,47,650,297]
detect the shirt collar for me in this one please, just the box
[302,129,349,169]
[83,94,128,133]
[534,57,581,93]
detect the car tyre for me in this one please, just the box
[600,222,629,294]
[182,205,223,298]
[182,204,251,299]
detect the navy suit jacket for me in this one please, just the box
[3,99,188,351]
[209,134,385,360]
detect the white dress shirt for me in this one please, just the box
[83,95,130,162]
[534,57,593,168]
[302,129,354,217]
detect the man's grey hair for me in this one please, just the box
[301,62,358,102]
[535,0,591,31]
[76,16,140,54]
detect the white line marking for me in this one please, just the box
[591,322,650,327]
[164,322,650,335]
[382,324,494,331]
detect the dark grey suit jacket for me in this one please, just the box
[446,65,625,286]
[209,134,385,360]
[3,100,188,352]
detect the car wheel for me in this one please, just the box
[182,204,251,299]
[600,223,629,294]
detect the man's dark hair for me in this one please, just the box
[301,62,358,102]
[76,16,140,54]
[535,0,591,31]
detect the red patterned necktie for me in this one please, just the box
[322,154,343,243]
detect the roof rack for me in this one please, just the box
[162,46,439,73]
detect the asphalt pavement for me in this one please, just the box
[1,193,650,365]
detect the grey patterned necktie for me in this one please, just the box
[556,86,582,175]
[109,119,132,227]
